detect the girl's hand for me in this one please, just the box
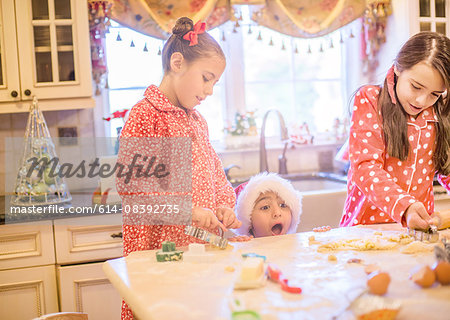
[404,202,432,230]
[216,207,242,229]
[192,207,227,233]
[228,235,253,242]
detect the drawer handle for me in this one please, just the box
[11,90,18,98]
[110,232,123,239]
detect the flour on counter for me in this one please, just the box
[316,232,413,252]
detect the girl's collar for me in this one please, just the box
[145,85,200,120]
[145,85,181,112]
[407,106,438,126]
[144,85,192,113]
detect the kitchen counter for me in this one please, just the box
[103,224,450,320]
[0,189,121,225]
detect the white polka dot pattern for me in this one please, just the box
[340,85,448,228]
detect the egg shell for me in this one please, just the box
[367,271,391,295]
[432,261,450,285]
[410,265,436,288]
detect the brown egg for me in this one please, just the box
[367,271,391,295]
[432,261,450,285]
[410,265,436,288]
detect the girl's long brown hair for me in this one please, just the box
[161,17,225,74]
[379,31,450,175]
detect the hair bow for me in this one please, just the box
[386,65,397,104]
[183,21,206,46]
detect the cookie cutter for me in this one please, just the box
[434,238,450,262]
[184,225,228,249]
[407,225,439,243]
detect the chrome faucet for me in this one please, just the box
[259,109,289,174]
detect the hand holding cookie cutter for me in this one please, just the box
[407,225,439,243]
[184,225,228,249]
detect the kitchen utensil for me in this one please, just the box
[434,238,450,262]
[184,225,228,249]
[407,225,439,243]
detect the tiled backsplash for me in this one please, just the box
[0,108,343,196]
[0,109,95,195]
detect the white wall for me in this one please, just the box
[374,0,416,83]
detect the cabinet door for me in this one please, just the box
[58,262,121,320]
[0,0,21,102]
[411,0,450,36]
[15,0,92,100]
[0,220,55,271]
[0,265,59,320]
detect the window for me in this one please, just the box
[241,27,345,134]
[105,21,224,139]
[418,0,449,35]
[105,7,357,141]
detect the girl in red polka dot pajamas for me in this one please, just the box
[340,32,450,231]
[116,17,241,320]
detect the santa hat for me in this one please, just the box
[234,172,302,236]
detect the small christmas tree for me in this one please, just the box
[11,97,71,206]
[225,111,258,136]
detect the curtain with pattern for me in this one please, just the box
[88,0,392,93]
[110,0,390,40]
[111,0,233,39]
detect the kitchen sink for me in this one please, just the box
[280,172,347,193]
[290,179,346,192]
[230,171,347,191]
[284,172,347,232]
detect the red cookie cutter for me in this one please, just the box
[267,264,302,294]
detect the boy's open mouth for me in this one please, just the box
[271,223,283,235]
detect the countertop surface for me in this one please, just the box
[0,189,120,224]
[103,224,450,320]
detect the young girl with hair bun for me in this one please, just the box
[117,17,241,319]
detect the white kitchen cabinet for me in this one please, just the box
[0,220,55,271]
[54,214,123,320]
[53,214,123,264]
[0,221,58,320]
[58,262,121,320]
[0,0,94,113]
[0,264,59,320]
[0,214,123,319]
[410,0,450,36]
[375,0,450,85]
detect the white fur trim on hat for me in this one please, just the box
[235,172,302,236]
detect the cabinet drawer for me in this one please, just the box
[0,221,55,270]
[54,214,123,264]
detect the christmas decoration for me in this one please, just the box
[89,0,112,95]
[289,122,313,145]
[225,111,258,137]
[11,97,71,206]
[102,108,129,122]
[103,108,129,153]
[224,111,259,149]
